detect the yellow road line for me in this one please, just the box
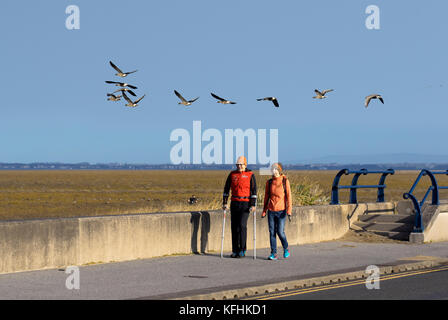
[246,265,448,300]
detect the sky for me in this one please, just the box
[1,0,447,164]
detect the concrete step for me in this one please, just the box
[358,214,415,224]
[354,221,414,233]
[367,231,411,241]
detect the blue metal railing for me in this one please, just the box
[331,168,395,205]
[403,169,448,232]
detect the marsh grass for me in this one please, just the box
[0,170,446,221]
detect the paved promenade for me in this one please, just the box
[0,233,447,300]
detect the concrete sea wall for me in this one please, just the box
[0,202,396,274]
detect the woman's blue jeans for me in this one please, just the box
[267,210,289,254]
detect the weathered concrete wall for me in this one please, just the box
[408,204,448,243]
[420,204,448,243]
[0,202,395,274]
[0,218,79,274]
[290,202,396,244]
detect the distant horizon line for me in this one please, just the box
[1,162,448,167]
[3,153,448,167]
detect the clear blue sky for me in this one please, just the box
[1,0,447,164]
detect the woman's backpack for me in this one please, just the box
[267,176,288,203]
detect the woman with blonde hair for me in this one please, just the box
[262,162,292,260]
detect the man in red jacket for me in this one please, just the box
[222,156,257,258]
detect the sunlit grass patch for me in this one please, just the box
[0,169,445,221]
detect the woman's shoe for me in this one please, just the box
[268,253,278,260]
[284,248,290,259]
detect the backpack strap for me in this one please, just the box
[282,176,288,206]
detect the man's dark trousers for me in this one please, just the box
[230,201,250,254]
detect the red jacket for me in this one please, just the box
[223,169,257,206]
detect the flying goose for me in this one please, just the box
[365,94,384,108]
[174,90,199,106]
[313,89,334,99]
[211,93,236,104]
[123,92,145,107]
[105,81,138,90]
[257,97,279,107]
[107,93,122,101]
[113,88,137,97]
[109,61,138,77]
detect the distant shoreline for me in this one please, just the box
[0,163,447,171]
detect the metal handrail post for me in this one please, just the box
[422,170,439,205]
[349,169,367,204]
[403,192,423,232]
[377,169,394,202]
[331,169,349,205]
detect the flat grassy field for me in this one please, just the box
[0,170,447,221]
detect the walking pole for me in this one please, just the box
[220,208,226,258]
[253,204,257,260]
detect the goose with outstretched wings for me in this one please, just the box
[365,94,384,108]
[211,92,236,104]
[109,61,138,77]
[257,97,279,107]
[123,92,145,107]
[174,90,199,106]
[313,89,334,99]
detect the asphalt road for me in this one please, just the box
[250,265,448,300]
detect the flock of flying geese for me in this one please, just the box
[105,61,384,108]
[105,61,145,107]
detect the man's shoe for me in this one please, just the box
[268,253,278,261]
[230,252,239,258]
[284,248,290,259]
